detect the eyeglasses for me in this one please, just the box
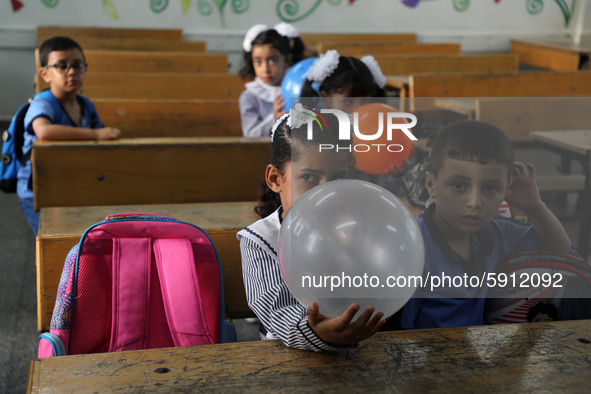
[43,63,88,74]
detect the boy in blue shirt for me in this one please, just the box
[401,120,572,329]
[19,36,120,234]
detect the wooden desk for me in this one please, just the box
[36,201,260,332]
[531,130,591,259]
[27,320,591,392]
[511,38,591,71]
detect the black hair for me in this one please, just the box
[527,301,559,322]
[300,55,383,104]
[39,36,85,67]
[428,120,514,179]
[255,112,354,218]
[238,29,305,81]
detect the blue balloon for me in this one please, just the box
[281,57,317,112]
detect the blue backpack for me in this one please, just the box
[0,90,60,193]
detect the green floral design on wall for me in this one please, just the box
[40,0,58,7]
[196,0,249,25]
[103,0,119,19]
[452,0,470,12]
[150,0,169,13]
[276,0,342,22]
[526,0,575,26]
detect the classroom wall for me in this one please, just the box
[0,0,588,119]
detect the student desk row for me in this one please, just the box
[31,137,270,210]
[27,320,591,392]
[511,38,591,71]
[93,98,242,138]
[37,26,207,52]
[36,72,246,99]
[36,198,424,333]
[36,201,259,332]
[35,49,229,74]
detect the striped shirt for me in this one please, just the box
[237,208,350,352]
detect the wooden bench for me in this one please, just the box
[37,26,184,45]
[36,201,259,332]
[317,42,462,57]
[410,70,591,98]
[432,97,591,143]
[82,50,228,73]
[50,36,206,52]
[27,320,591,392]
[375,53,518,75]
[511,39,591,71]
[36,195,423,333]
[31,137,270,210]
[300,33,417,55]
[93,98,241,138]
[36,72,245,99]
[34,49,229,90]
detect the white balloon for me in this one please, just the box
[278,179,425,318]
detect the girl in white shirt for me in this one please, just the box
[239,23,305,138]
[237,109,385,351]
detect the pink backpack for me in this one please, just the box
[38,213,236,357]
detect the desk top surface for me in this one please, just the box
[513,37,591,54]
[38,201,259,237]
[28,320,591,393]
[530,130,591,156]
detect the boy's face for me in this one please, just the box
[426,157,510,239]
[40,48,86,96]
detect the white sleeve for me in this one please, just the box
[240,237,347,352]
[239,90,276,138]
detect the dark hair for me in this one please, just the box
[239,29,305,80]
[527,301,559,322]
[255,112,353,218]
[300,56,383,103]
[428,120,514,179]
[39,36,85,67]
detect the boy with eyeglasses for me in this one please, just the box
[19,36,120,234]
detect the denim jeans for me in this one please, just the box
[19,196,39,235]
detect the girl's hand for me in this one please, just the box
[96,127,121,140]
[505,162,542,212]
[308,302,385,345]
[274,94,287,120]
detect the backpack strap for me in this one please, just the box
[20,90,63,164]
[109,237,151,352]
[153,238,214,346]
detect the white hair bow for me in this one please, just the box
[243,24,268,52]
[307,50,340,84]
[361,55,387,89]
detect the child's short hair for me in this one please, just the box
[527,301,559,322]
[39,36,85,67]
[255,111,353,218]
[428,120,514,179]
[239,29,304,80]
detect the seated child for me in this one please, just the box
[239,23,305,137]
[301,50,404,196]
[401,120,572,329]
[301,49,386,114]
[19,36,121,234]
[237,110,385,351]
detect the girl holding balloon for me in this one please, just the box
[237,110,386,351]
[238,23,305,138]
